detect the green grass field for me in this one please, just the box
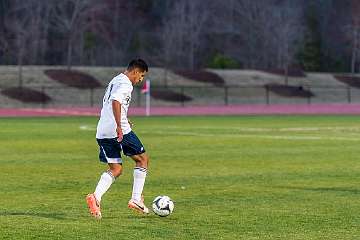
[0,115,359,239]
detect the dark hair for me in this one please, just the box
[127,59,148,72]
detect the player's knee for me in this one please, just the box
[113,168,123,178]
[140,154,149,166]
[143,154,149,164]
[109,165,123,178]
[133,154,149,167]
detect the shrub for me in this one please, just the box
[208,54,240,69]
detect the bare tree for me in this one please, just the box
[231,0,271,68]
[348,0,360,74]
[105,1,143,66]
[162,0,209,69]
[52,0,106,70]
[208,0,276,68]
[1,0,351,73]
[3,0,44,86]
[209,0,304,72]
[271,0,304,84]
[6,16,27,86]
[25,1,55,65]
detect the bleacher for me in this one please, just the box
[0,66,359,108]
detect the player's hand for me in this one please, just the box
[116,126,123,142]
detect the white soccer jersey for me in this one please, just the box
[96,73,133,139]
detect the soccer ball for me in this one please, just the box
[152,195,174,217]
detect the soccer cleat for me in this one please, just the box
[86,193,102,219]
[128,198,149,214]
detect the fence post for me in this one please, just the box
[90,88,94,107]
[307,86,311,105]
[41,86,45,108]
[181,87,185,107]
[137,87,141,107]
[265,85,270,105]
[224,86,229,106]
[347,87,351,103]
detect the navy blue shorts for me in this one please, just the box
[96,131,146,164]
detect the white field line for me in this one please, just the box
[80,125,360,132]
[164,126,360,132]
[79,125,96,131]
[80,125,360,141]
[142,130,360,141]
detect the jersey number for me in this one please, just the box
[103,84,114,103]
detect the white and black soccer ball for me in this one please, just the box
[152,195,174,217]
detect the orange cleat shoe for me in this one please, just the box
[128,198,149,214]
[86,193,102,219]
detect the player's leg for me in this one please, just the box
[87,164,122,219]
[94,163,122,202]
[128,153,149,213]
[121,131,149,214]
[130,153,149,202]
[86,138,122,219]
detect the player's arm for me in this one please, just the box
[112,100,123,142]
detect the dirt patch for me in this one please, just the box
[2,87,52,103]
[173,70,225,86]
[334,75,360,88]
[265,83,314,98]
[262,68,306,77]
[44,69,102,89]
[151,89,192,102]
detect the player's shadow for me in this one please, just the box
[277,186,360,194]
[0,211,66,220]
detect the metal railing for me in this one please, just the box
[0,85,359,108]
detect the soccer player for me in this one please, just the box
[86,59,149,219]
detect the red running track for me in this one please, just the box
[1,104,360,117]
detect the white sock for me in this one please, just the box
[94,170,115,203]
[131,167,147,202]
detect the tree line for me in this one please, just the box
[0,0,358,73]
